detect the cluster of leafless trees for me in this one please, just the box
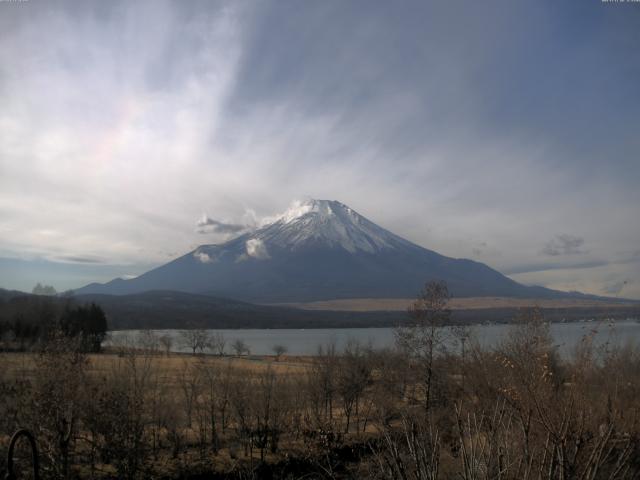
[372,284,640,480]
[1,282,639,479]
[133,328,256,358]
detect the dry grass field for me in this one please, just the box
[0,350,312,380]
[274,296,636,311]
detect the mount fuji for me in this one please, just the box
[75,199,566,302]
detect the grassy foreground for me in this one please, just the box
[2,312,640,479]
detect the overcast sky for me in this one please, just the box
[1,0,639,298]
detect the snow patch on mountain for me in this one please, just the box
[194,199,411,257]
[251,199,408,254]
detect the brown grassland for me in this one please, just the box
[273,297,636,312]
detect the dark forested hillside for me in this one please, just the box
[0,289,107,351]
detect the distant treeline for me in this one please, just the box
[0,293,107,352]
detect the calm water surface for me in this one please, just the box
[108,319,640,357]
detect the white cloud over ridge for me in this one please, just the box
[196,214,247,235]
[245,238,270,260]
[196,198,318,238]
[194,251,215,264]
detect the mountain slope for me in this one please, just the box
[75,199,571,302]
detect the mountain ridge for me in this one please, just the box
[74,199,588,302]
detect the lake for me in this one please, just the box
[107,318,640,357]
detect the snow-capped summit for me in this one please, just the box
[75,199,563,302]
[251,199,406,254]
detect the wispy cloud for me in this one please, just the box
[505,260,610,276]
[602,279,630,295]
[195,199,320,237]
[541,234,587,257]
[195,215,247,235]
[55,255,106,265]
[0,1,638,298]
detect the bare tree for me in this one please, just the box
[178,360,201,428]
[232,338,249,357]
[338,340,372,433]
[88,348,154,479]
[138,329,159,354]
[158,334,173,356]
[31,334,87,479]
[451,323,472,391]
[210,332,226,356]
[179,328,211,355]
[229,374,253,457]
[373,415,441,480]
[217,362,235,433]
[306,341,339,429]
[251,367,293,460]
[395,280,450,413]
[195,358,222,453]
[272,344,287,360]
